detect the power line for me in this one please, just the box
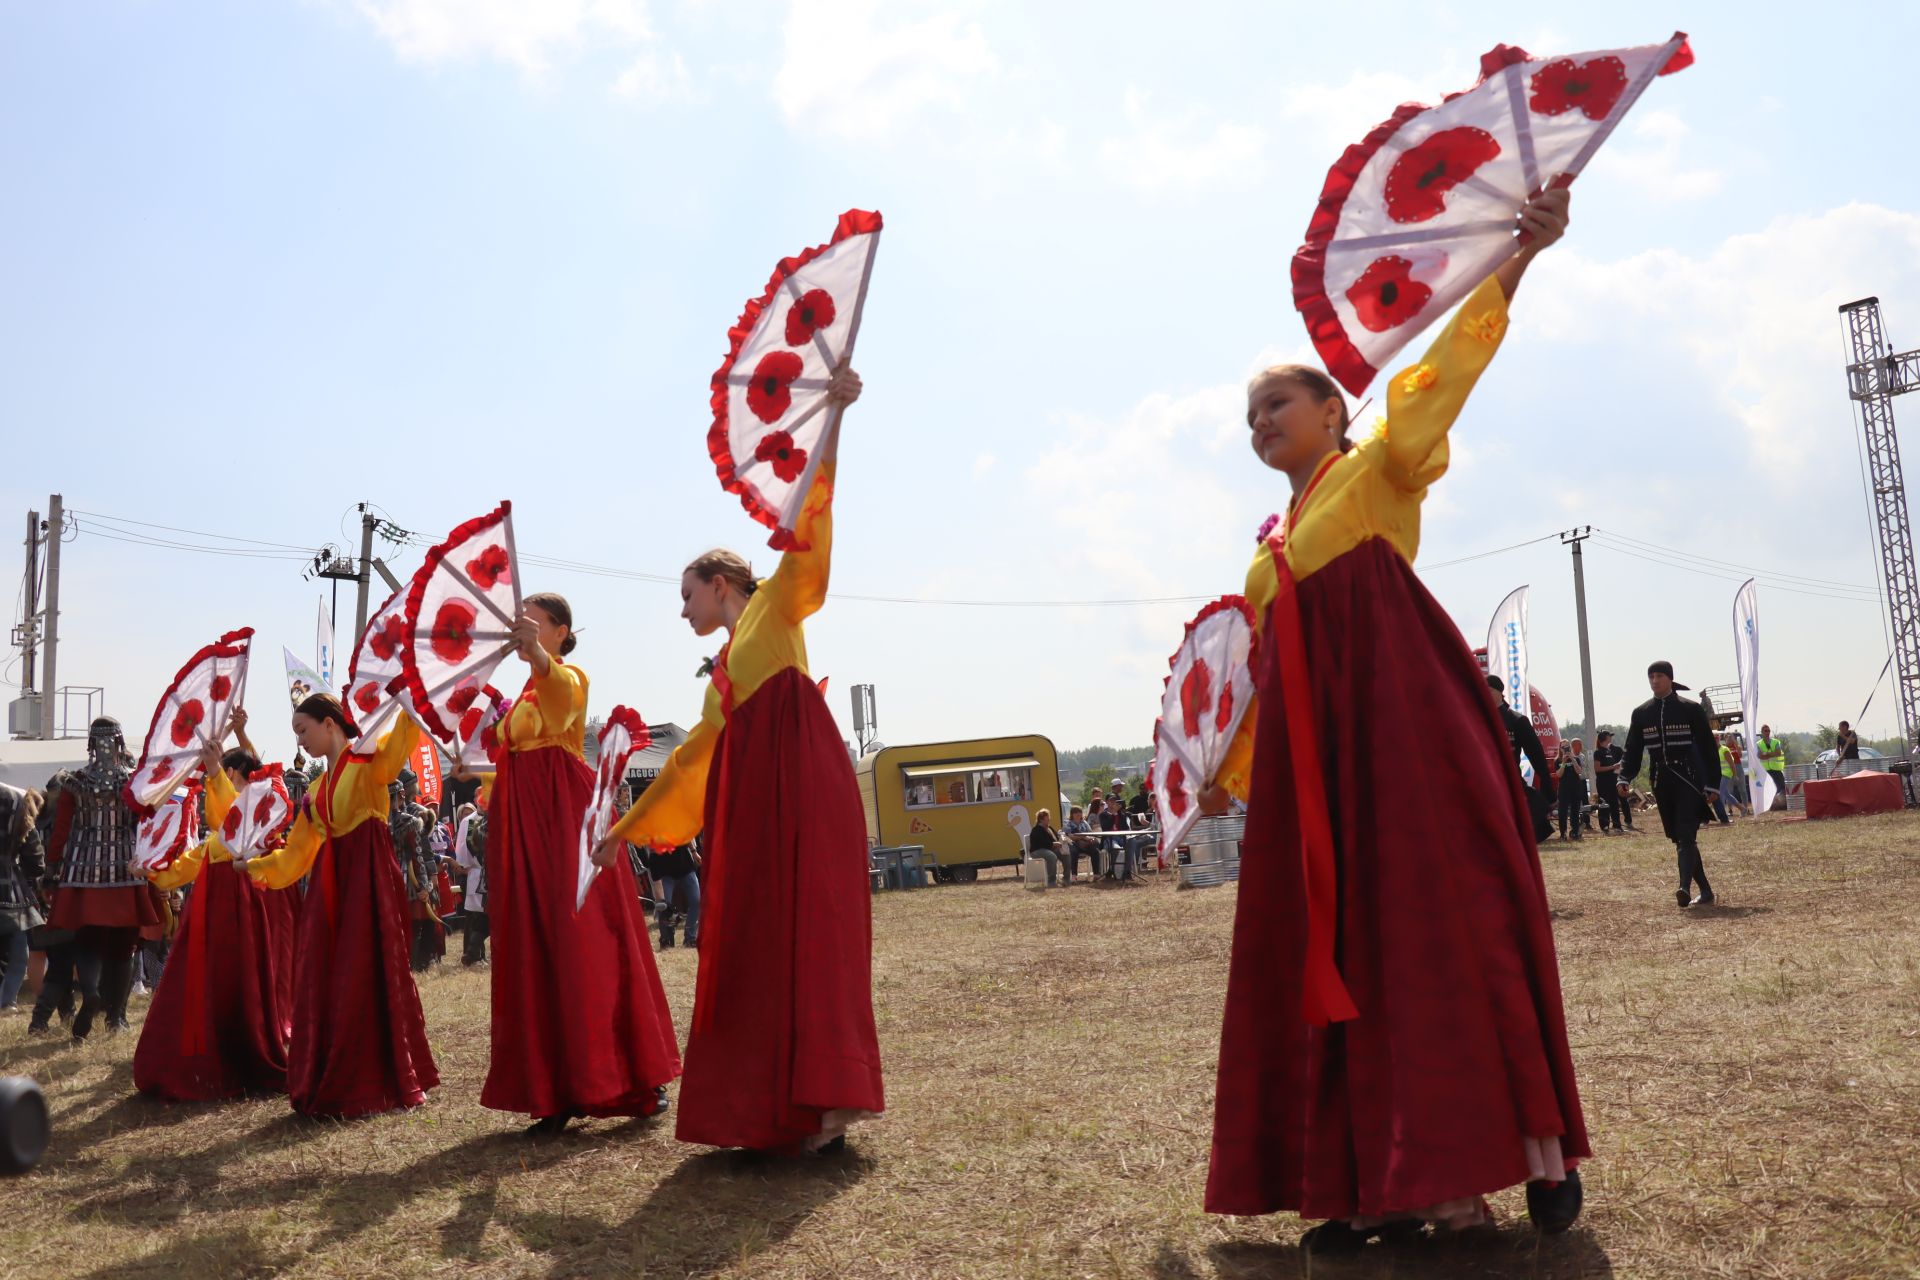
[1590,526,1879,593]
[67,509,316,551]
[1587,534,1885,603]
[69,520,314,561]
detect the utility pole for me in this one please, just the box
[353,508,378,644]
[1561,527,1597,742]
[20,510,39,695]
[40,495,62,740]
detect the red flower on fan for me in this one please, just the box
[222,808,241,842]
[754,430,809,484]
[1215,679,1236,733]
[1383,126,1502,224]
[149,762,173,785]
[352,681,383,715]
[253,795,277,826]
[466,545,510,591]
[169,699,206,748]
[1180,658,1214,738]
[209,675,233,702]
[1347,255,1433,333]
[784,289,837,347]
[745,351,805,424]
[431,599,478,663]
[459,705,487,744]
[1528,56,1627,121]
[1165,759,1189,817]
[447,682,482,716]
[369,614,407,662]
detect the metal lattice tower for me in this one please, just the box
[1840,297,1920,746]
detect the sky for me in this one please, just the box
[3,0,1918,771]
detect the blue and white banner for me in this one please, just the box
[316,599,335,690]
[1733,578,1777,815]
[1487,585,1533,780]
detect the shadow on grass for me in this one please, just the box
[75,1224,294,1278]
[1685,904,1773,921]
[531,1144,874,1278]
[64,1107,330,1226]
[1208,1224,1613,1278]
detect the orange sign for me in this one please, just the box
[412,738,443,807]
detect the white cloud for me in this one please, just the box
[1097,87,1264,193]
[972,451,996,478]
[1276,68,1427,155]
[611,48,694,101]
[347,0,653,76]
[1524,203,1920,491]
[1601,109,1723,202]
[772,0,996,140]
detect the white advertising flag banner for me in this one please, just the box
[1733,578,1777,815]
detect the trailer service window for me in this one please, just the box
[902,759,1038,809]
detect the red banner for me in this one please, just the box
[412,737,443,808]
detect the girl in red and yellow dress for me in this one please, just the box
[594,366,883,1154]
[135,709,298,1100]
[480,592,681,1136]
[1201,189,1588,1251]
[246,694,438,1117]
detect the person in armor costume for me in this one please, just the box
[0,783,47,1012]
[27,774,76,1033]
[389,779,437,972]
[1621,661,1720,908]
[42,718,162,1038]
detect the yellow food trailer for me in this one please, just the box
[855,735,1062,882]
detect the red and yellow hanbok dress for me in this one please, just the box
[134,769,297,1100]
[610,463,884,1150]
[480,655,681,1119]
[246,719,438,1117]
[1206,277,1588,1223]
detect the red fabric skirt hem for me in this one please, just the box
[134,860,295,1102]
[1206,538,1589,1220]
[675,666,884,1150]
[50,885,162,931]
[479,745,681,1118]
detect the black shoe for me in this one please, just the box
[647,1086,670,1118]
[815,1134,847,1155]
[1376,1219,1426,1245]
[25,1021,50,1038]
[526,1110,581,1139]
[1300,1221,1370,1256]
[1526,1168,1583,1234]
[1676,889,1692,908]
[1692,893,1716,907]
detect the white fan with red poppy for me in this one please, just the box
[576,706,650,911]
[131,783,202,873]
[125,628,254,817]
[218,764,295,863]
[1293,33,1693,395]
[453,684,508,774]
[343,588,413,751]
[710,209,882,550]
[395,502,523,746]
[1151,597,1258,855]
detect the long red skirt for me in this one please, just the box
[1207,538,1589,1220]
[285,819,438,1117]
[50,883,162,931]
[134,859,297,1101]
[481,745,681,1117]
[678,666,884,1149]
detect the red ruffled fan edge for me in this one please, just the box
[399,502,512,744]
[124,627,255,817]
[707,208,883,552]
[1146,595,1258,834]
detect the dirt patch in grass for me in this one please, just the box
[3,814,1919,1277]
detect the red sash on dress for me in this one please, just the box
[1269,456,1359,1027]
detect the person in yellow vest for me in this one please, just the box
[1756,726,1787,809]
[1716,737,1752,819]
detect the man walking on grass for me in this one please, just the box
[1622,661,1720,909]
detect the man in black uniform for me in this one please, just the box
[1590,730,1634,833]
[1622,660,1720,908]
[1489,675,1553,842]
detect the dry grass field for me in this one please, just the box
[4,812,1920,1279]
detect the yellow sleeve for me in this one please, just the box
[1216,696,1259,803]
[527,660,585,739]
[203,769,238,831]
[368,715,422,786]
[762,464,835,625]
[608,716,721,850]
[148,839,209,892]
[245,807,323,890]
[1378,274,1510,491]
